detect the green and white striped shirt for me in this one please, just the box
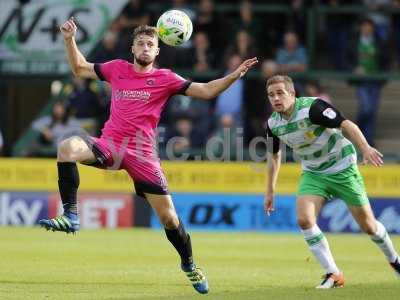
[267,97,357,174]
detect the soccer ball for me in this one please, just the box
[156,10,193,46]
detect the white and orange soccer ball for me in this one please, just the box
[156,10,193,47]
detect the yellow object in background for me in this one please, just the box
[0,159,399,197]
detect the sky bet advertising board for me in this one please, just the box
[0,191,133,229]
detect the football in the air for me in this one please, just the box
[156,10,193,46]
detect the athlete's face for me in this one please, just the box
[131,34,159,67]
[267,82,296,113]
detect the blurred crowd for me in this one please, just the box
[10,0,400,158]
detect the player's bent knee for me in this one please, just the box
[159,213,179,229]
[57,136,86,162]
[297,216,315,229]
[361,222,377,235]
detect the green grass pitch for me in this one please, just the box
[0,227,399,300]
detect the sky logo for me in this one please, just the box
[0,192,48,226]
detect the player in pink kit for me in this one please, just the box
[39,18,257,294]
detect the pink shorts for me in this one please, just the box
[85,136,168,197]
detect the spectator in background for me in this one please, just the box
[305,80,332,103]
[233,1,263,43]
[350,18,388,145]
[364,0,392,42]
[161,90,210,154]
[165,114,198,157]
[89,30,120,63]
[224,29,258,66]
[257,3,287,59]
[215,54,245,126]
[276,31,308,74]
[117,0,150,30]
[169,115,192,153]
[208,114,242,161]
[186,31,216,71]
[262,31,307,93]
[28,102,81,157]
[65,78,103,135]
[322,0,360,70]
[261,31,307,75]
[116,0,151,58]
[259,59,278,79]
[195,0,225,55]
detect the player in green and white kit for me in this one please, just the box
[264,75,400,289]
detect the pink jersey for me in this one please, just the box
[94,59,190,153]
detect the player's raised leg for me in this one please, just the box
[348,203,400,277]
[39,136,96,233]
[144,193,209,294]
[297,195,344,289]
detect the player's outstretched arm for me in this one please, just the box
[265,150,281,215]
[185,57,258,100]
[61,17,98,79]
[341,120,383,166]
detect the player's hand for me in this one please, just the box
[362,146,383,167]
[264,193,274,216]
[235,57,258,78]
[60,17,77,40]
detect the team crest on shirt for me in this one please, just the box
[297,120,308,129]
[146,78,155,86]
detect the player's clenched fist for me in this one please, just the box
[60,17,77,40]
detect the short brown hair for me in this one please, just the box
[132,25,158,42]
[266,75,295,93]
